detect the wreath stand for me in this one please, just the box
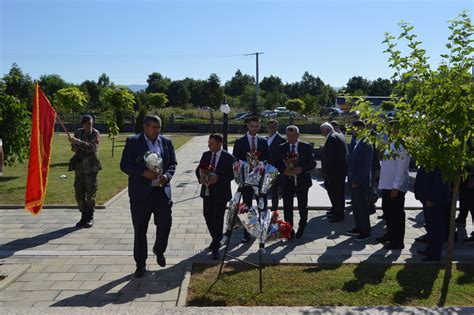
[208,169,266,294]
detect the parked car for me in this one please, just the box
[235,112,254,121]
[261,110,277,118]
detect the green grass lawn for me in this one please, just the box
[0,133,192,205]
[187,263,474,307]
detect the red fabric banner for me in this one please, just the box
[25,84,57,215]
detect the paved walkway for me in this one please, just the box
[0,135,473,310]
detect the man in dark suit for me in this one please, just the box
[276,125,316,239]
[346,120,373,241]
[320,122,349,223]
[120,115,177,278]
[232,116,270,243]
[195,134,235,260]
[414,166,451,261]
[266,119,286,211]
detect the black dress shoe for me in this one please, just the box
[464,236,474,243]
[212,250,220,260]
[134,267,146,278]
[83,218,94,228]
[384,243,404,250]
[346,228,360,236]
[153,247,166,267]
[75,219,86,228]
[376,235,390,243]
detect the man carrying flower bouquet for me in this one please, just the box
[195,134,235,260]
[120,115,177,278]
[276,125,316,239]
[232,116,270,243]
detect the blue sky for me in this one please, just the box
[1,0,472,87]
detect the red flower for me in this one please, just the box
[278,221,293,240]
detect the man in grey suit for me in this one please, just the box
[346,120,373,241]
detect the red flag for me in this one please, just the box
[25,84,57,215]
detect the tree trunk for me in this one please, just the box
[112,137,115,157]
[439,177,460,306]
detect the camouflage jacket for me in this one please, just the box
[69,128,102,173]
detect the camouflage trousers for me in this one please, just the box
[74,168,99,214]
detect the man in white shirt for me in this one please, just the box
[376,124,410,249]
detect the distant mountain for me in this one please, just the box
[126,84,147,92]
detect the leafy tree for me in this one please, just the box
[286,98,305,112]
[106,115,120,157]
[203,73,224,109]
[102,86,136,129]
[146,72,171,94]
[283,81,301,99]
[224,69,255,97]
[344,76,370,95]
[263,90,288,110]
[239,85,264,111]
[167,80,190,107]
[368,77,393,96]
[53,87,88,113]
[354,12,473,296]
[97,73,111,88]
[80,80,102,112]
[0,84,31,165]
[302,94,319,115]
[300,72,326,96]
[148,92,168,110]
[184,78,206,107]
[259,75,283,93]
[38,74,69,100]
[2,63,34,105]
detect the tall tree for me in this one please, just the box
[53,87,88,113]
[224,69,255,97]
[355,12,473,298]
[38,74,69,101]
[285,98,305,112]
[2,63,34,105]
[260,75,283,93]
[146,72,171,94]
[97,73,111,88]
[368,77,393,96]
[203,73,224,109]
[148,92,168,110]
[344,76,370,95]
[183,78,206,107]
[102,86,136,129]
[167,80,190,107]
[80,80,102,112]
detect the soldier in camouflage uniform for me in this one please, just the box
[68,115,102,228]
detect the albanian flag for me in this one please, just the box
[25,84,57,215]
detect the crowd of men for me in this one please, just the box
[68,114,473,277]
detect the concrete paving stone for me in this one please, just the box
[95,265,125,273]
[100,272,132,281]
[117,292,150,302]
[0,301,36,307]
[17,281,55,291]
[42,265,72,273]
[79,280,112,291]
[3,282,25,291]
[68,265,99,273]
[73,272,104,281]
[50,281,85,290]
[46,273,77,281]
[16,273,50,282]
[55,290,89,302]
[148,287,179,302]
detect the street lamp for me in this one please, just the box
[220,97,231,151]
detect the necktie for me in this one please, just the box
[211,153,217,168]
[251,136,256,152]
[291,144,296,154]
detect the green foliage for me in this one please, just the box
[135,109,146,134]
[203,73,225,109]
[146,72,171,94]
[0,87,31,166]
[148,92,168,109]
[167,80,190,107]
[355,11,473,183]
[286,98,305,112]
[38,74,69,100]
[102,86,136,129]
[53,86,88,113]
[224,69,255,97]
[106,115,120,139]
[2,63,34,105]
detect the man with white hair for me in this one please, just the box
[321,122,349,222]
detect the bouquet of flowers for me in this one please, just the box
[266,211,293,241]
[199,160,216,196]
[284,152,299,186]
[246,151,261,170]
[246,161,265,188]
[225,192,243,231]
[144,151,163,185]
[238,205,272,243]
[232,160,246,186]
[260,163,279,195]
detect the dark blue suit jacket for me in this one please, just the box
[120,133,177,201]
[276,141,316,189]
[268,133,286,166]
[414,167,451,206]
[232,134,269,162]
[195,150,235,201]
[348,138,373,186]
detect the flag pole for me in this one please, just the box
[55,114,71,138]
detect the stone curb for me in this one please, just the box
[176,262,193,307]
[0,264,30,291]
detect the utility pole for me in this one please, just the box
[244,52,264,115]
